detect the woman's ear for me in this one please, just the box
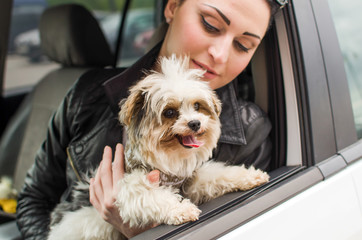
[164,0,178,23]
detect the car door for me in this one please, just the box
[133,0,362,239]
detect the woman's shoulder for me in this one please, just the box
[69,68,126,104]
[62,68,126,133]
[237,99,271,138]
[238,99,268,124]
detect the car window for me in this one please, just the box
[4,0,157,91]
[5,0,53,91]
[116,0,156,67]
[328,0,362,139]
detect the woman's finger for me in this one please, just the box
[100,146,115,205]
[112,143,125,186]
[89,178,100,210]
[92,160,105,203]
[93,146,111,205]
[147,170,160,184]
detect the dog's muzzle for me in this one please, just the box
[176,120,205,149]
[177,135,204,148]
[188,120,201,132]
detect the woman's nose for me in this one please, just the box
[208,37,231,64]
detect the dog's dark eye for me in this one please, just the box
[163,108,177,118]
[194,102,200,111]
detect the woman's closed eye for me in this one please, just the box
[234,41,250,53]
[201,14,251,53]
[201,15,220,33]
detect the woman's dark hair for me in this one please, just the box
[264,0,288,30]
[267,0,288,25]
[177,0,287,23]
[267,0,285,16]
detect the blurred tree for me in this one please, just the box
[47,0,124,11]
[46,0,153,11]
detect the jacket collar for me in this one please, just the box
[103,42,246,146]
[216,84,246,145]
[103,41,162,113]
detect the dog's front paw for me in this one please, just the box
[233,167,270,191]
[254,169,270,185]
[167,199,201,225]
[246,167,270,187]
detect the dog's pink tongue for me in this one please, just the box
[182,135,204,148]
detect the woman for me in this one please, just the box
[16,0,285,239]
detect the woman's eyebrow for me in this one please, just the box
[202,4,261,40]
[203,4,230,25]
[243,31,261,40]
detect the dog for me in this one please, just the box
[47,55,269,240]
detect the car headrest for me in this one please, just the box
[39,4,114,67]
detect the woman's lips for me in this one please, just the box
[192,60,218,80]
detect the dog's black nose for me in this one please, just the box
[188,120,201,132]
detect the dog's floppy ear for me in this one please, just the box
[118,83,146,126]
[211,92,222,117]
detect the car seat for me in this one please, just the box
[0,3,113,236]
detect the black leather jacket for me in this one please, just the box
[16,43,272,239]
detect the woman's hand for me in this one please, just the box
[89,143,159,238]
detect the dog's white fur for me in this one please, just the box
[48,55,269,240]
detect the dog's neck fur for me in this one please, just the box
[124,145,190,188]
[124,140,208,176]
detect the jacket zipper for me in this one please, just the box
[66,147,82,182]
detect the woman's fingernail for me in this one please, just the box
[148,170,160,182]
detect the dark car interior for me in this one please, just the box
[0,0,300,238]
[0,3,114,188]
[0,3,115,236]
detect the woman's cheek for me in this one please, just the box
[228,54,253,78]
[179,24,204,53]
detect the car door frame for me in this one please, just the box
[133,0,362,239]
[0,0,12,92]
[308,0,362,166]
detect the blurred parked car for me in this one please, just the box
[13,8,155,63]
[8,0,47,53]
[95,8,155,61]
[14,29,44,62]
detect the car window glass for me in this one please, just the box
[6,0,55,91]
[4,0,156,91]
[5,0,119,91]
[116,0,156,67]
[328,0,362,139]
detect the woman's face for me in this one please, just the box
[159,0,271,90]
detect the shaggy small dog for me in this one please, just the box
[48,55,269,240]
